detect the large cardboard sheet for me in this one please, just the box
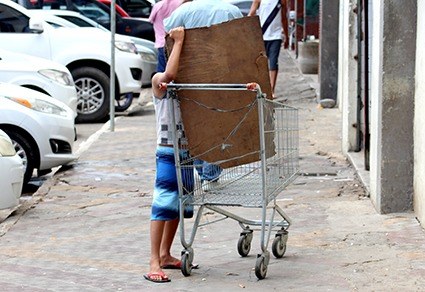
[166,16,273,168]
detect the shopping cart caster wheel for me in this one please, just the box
[237,231,253,257]
[255,253,269,280]
[181,250,194,277]
[272,231,288,258]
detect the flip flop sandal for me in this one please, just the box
[143,272,171,283]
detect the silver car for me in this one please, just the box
[0,82,77,184]
[0,129,24,210]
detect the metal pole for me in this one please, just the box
[109,0,116,131]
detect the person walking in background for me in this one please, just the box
[164,0,243,191]
[164,0,242,30]
[149,0,182,73]
[248,0,287,98]
[145,26,193,283]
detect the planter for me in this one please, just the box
[298,40,319,74]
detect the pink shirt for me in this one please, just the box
[149,0,182,48]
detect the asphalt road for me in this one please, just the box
[21,92,151,196]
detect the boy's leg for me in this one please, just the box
[265,39,283,97]
[149,220,166,272]
[269,69,278,96]
[160,218,180,265]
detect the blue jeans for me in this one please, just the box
[264,39,282,71]
[156,47,166,73]
[194,159,222,182]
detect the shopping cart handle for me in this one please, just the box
[246,82,260,91]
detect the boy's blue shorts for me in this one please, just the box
[151,146,194,221]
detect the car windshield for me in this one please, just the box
[59,15,91,26]
[58,14,108,31]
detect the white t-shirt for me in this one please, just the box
[258,0,283,41]
[153,95,187,146]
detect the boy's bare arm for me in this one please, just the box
[152,27,185,98]
[248,0,260,16]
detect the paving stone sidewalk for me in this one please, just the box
[0,50,424,291]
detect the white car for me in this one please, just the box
[31,9,157,87]
[0,0,143,122]
[0,129,24,210]
[0,48,78,116]
[0,82,77,184]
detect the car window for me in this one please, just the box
[45,20,63,28]
[119,0,152,18]
[0,3,30,33]
[58,15,94,27]
[239,2,253,10]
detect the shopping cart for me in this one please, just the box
[164,82,299,280]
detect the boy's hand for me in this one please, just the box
[169,26,185,42]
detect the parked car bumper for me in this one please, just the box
[0,154,24,210]
[45,83,78,116]
[116,50,144,94]
[21,107,78,170]
[140,54,156,86]
[2,102,78,171]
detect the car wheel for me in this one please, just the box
[115,93,134,112]
[3,129,36,184]
[72,67,110,123]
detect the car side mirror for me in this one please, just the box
[29,17,44,33]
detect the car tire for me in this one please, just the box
[115,93,134,112]
[3,129,36,184]
[72,67,110,123]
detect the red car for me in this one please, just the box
[97,0,130,17]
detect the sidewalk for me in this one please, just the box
[0,50,424,291]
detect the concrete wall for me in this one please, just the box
[319,0,339,102]
[369,0,416,213]
[414,1,425,227]
[339,0,358,154]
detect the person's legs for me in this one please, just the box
[159,218,180,266]
[202,162,222,182]
[195,159,222,182]
[147,146,180,280]
[149,220,166,274]
[264,39,283,97]
[269,69,278,96]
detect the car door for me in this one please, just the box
[0,2,51,59]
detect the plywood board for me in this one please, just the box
[166,16,274,168]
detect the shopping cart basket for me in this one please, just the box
[164,82,299,280]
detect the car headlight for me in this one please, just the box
[0,135,16,157]
[38,69,74,86]
[139,51,157,62]
[4,96,68,117]
[115,41,138,54]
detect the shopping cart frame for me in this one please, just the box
[164,82,299,279]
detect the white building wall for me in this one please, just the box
[414,1,425,227]
[339,0,358,154]
[368,0,383,211]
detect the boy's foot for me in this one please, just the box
[143,271,171,283]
